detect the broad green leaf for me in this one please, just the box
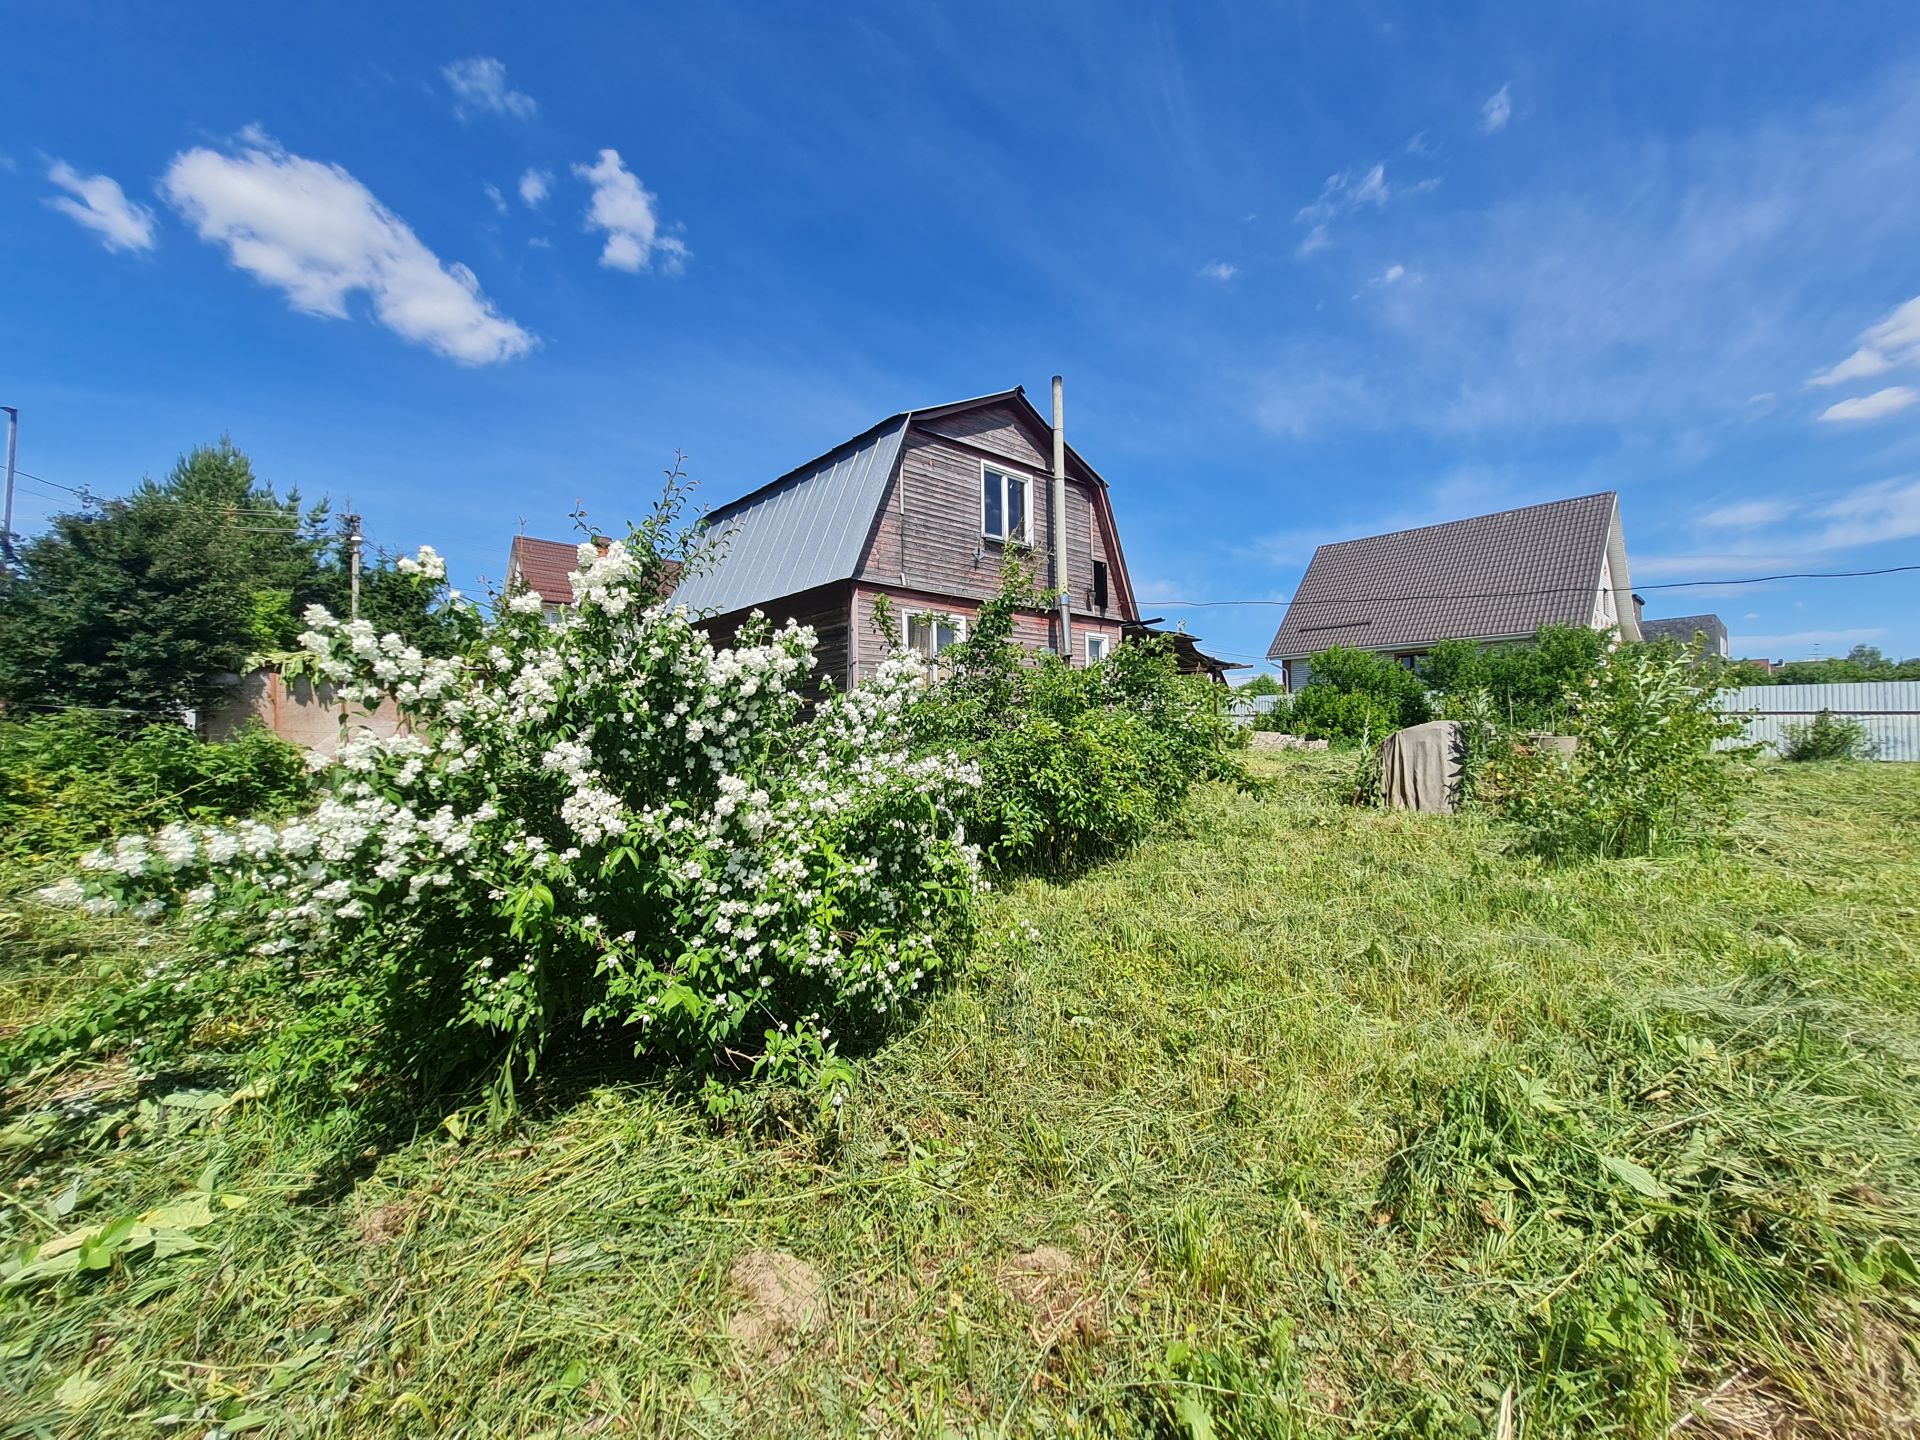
[54,1366,107,1410]
[1599,1154,1671,1199]
[1173,1391,1215,1440]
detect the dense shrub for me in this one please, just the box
[903,569,1239,872]
[1779,709,1876,762]
[1422,625,1607,730]
[0,714,311,861]
[1505,640,1747,857]
[1289,646,1433,743]
[19,492,979,1109]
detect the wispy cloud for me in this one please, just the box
[161,130,534,365]
[518,168,552,208]
[1250,67,1920,439]
[1701,498,1795,528]
[1731,626,1886,653]
[483,182,507,214]
[44,160,157,253]
[1479,84,1512,134]
[443,57,537,121]
[573,149,687,274]
[1818,386,1917,422]
[1198,260,1237,281]
[1637,475,1920,579]
[1807,296,1920,387]
[1294,162,1436,256]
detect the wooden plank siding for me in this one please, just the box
[700,580,854,698]
[846,406,1132,685]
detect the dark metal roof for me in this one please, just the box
[1267,492,1625,660]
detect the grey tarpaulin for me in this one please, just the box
[1377,720,1465,813]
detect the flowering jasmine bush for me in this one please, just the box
[14,506,980,1106]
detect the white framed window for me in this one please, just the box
[981,461,1032,545]
[1085,633,1111,665]
[905,611,965,662]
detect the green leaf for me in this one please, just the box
[54,1365,107,1410]
[1599,1153,1671,1199]
[1172,1391,1215,1440]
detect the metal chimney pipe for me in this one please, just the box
[1051,376,1072,659]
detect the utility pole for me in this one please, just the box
[1,406,17,565]
[346,512,363,620]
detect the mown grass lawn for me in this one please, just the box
[3,754,1918,1438]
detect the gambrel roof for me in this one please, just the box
[1267,492,1637,660]
[669,388,1133,619]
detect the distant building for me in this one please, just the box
[1266,492,1640,690]
[1637,613,1729,659]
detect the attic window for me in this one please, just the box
[981,463,1031,545]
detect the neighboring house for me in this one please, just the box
[505,535,581,621]
[1637,612,1729,659]
[505,534,679,621]
[664,386,1144,689]
[1267,492,1641,690]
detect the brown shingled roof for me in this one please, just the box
[507,535,580,607]
[1267,493,1623,661]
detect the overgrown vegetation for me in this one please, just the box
[1737,642,1920,685]
[7,484,985,1119]
[897,564,1241,873]
[1780,708,1878,762]
[0,438,468,724]
[1422,623,1610,729]
[1283,644,1435,743]
[3,754,1914,1436]
[1494,641,1748,856]
[0,714,312,863]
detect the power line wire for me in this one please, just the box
[1143,562,1920,612]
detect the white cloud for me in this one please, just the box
[1812,475,1920,548]
[1817,386,1917,422]
[1480,84,1512,134]
[1731,626,1886,653]
[1294,162,1436,257]
[1382,263,1406,283]
[483,182,507,214]
[519,168,552,208]
[443,57,537,121]
[44,160,156,253]
[1199,260,1237,281]
[573,149,687,274]
[1701,498,1796,528]
[160,132,534,365]
[1808,296,1920,387]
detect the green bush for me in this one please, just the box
[0,713,312,861]
[1505,641,1747,857]
[1422,625,1607,730]
[1289,646,1433,743]
[21,496,979,1112]
[1779,709,1876,762]
[905,568,1239,872]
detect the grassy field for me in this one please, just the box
[3,753,1919,1438]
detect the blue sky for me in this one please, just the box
[6,1,1920,671]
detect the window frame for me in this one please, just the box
[1084,632,1111,665]
[903,608,967,662]
[979,459,1034,546]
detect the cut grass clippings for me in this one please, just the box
[3,753,1919,1437]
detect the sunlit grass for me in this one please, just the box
[3,754,1918,1436]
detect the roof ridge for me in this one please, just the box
[1317,491,1616,550]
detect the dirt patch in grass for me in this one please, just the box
[726,1249,826,1359]
[996,1245,1104,1349]
[353,1200,418,1248]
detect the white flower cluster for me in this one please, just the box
[48,529,983,1075]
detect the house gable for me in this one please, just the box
[1267,492,1633,662]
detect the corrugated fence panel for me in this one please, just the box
[1718,682,1920,761]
